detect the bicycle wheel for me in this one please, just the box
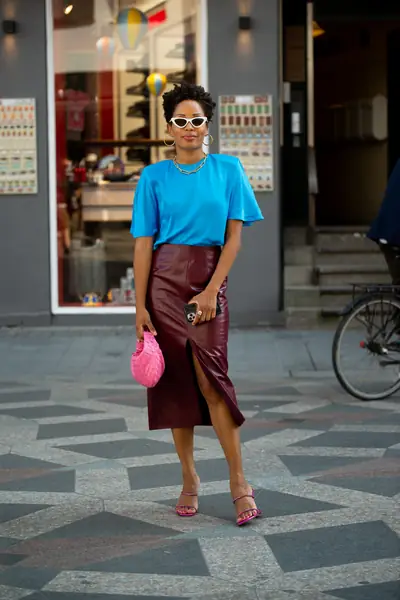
[332,294,400,401]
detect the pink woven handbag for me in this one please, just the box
[130,332,165,388]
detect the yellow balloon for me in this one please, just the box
[117,7,148,50]
[146,72,167,97]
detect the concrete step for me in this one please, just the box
[316,265,391,286]
[284,227,308,247]
[284,285,320,308]
[284,265,314,286]
[321,306,345,318]
[316,250,384,267]
[320,286,353,309]
[316,232,376,252]
[285,245,314,266]
[316,226,369,233]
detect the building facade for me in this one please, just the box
[0,0,281,327]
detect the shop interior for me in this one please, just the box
[52,0,197,308]
[282,0,400,229]
[313,15,400,226]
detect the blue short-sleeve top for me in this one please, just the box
[130,153,264,248]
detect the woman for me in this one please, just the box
[131,82,264,526]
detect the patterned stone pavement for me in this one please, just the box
[0,328,398,600]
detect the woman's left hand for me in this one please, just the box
[189,289,218,325]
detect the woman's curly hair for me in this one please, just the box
[162,82,216,123]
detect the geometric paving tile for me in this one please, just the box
[87,389,146,408]
[129,459,229,490]
[266,521,400,572]
[87,388,140,399]
[0,538,19,550]
[89,395,147,408]
[260,386,302,396]
[326,580,400,600]
[300,404,391,420]
[0,552,27,565]
[80,539,210,576]
[372,412,400,425]
[60,438,178,460]
[311,474,400,498]
[0,455,63,470]
[0,470,75,493]
[0,382,30,389]
[37,512,179,540]
[277,455,365,477]
[0,566,59,589]
[0,405,102,419]
[385,449,400,458]
[197,422,278,443]
[159,489,342,522]
[21,594,188,600]
[249,488,343,517]
[273,416,329,430]
[0,504,50,524]
[0,329,399,599]
[0,390,51,403]
[236,400,295,411]
[292,432,400,448]
[37,418,127,440]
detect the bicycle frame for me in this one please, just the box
[340,284,400,365]
[339,283,400,316]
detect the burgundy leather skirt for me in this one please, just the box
[146,244,245,430]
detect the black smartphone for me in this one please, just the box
[184,301,221,324]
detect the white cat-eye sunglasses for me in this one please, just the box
[169,117,208,128]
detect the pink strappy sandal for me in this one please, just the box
[233,488,262,527]
[175,491,198,517]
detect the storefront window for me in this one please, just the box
[51,0,198,310]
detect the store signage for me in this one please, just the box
[0,98,38,195]
[218,94,274,192]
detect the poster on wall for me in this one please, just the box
[218,94,274,192]
[0,98,38,195]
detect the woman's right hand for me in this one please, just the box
[135,307,157,341]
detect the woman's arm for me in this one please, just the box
[190,220,242,324]
[133,237,153,310]
[133,237,157,338]
[207,219,243,293]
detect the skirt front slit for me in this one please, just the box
[146,244,245,430]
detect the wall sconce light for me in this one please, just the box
[64,2,73,15]
[238,15,252,30]
[2,20,18,34]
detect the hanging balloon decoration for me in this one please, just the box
[116,7,148,51]
[146,72,167,97]
[96,36,116,59]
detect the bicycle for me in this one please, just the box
[332,283,400,401]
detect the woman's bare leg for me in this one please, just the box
[192,354,257,521]
[171,427,199,514]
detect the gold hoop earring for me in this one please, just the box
[203,134,214,146]
[164,136,175,147]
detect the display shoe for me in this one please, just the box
[166,69,186,83]
[126,81,149,97]
[126,100,150,119]
[126,125,150,139]
[166,68,196,84]
[126,60,150,77]
[126,148,151,163]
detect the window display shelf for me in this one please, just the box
[81,182,136,223]
[83,138,164,147]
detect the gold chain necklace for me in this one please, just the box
[173,154,208,175]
